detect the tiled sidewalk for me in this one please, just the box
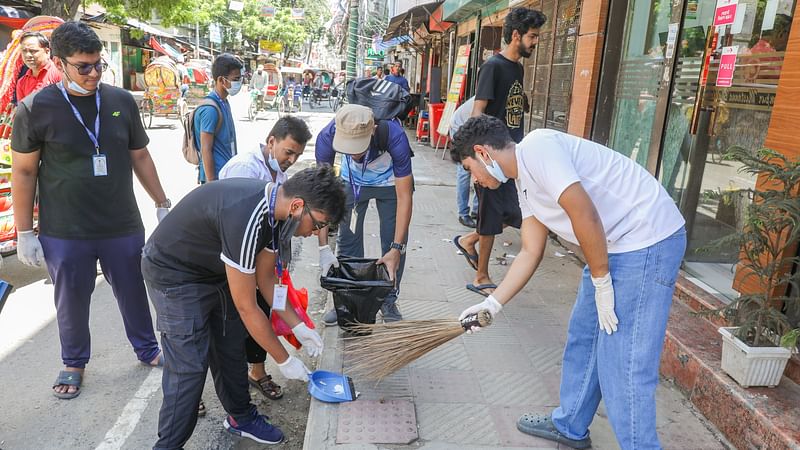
[302,144,727,449]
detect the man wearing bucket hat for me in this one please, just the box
[315,104,414,324]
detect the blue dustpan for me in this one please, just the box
[308,370,356,403]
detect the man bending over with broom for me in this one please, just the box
[452,115,686,450]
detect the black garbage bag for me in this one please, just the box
[320,257,394,332]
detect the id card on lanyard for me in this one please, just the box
[57,83,104,176]
[267,183,288,311]
[347,154,369,234]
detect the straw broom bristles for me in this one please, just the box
[342,310,493,381]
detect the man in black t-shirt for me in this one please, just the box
[453,8,546,298]
[142,167,345,448]
[10,22,171,400]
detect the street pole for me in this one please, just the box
[346,0,358,81]
[195,22,200,59]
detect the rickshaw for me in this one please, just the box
[183,59,211,109]
[0,15,61,254]
[140,56,187,128]
[247,63,282,121]
[279,66,305,114]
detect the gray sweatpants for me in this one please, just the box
[146,281,256,450]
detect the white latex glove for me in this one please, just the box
[318,245,339,275]
[592,273,619,335]
[17,230,44,267]
[156,207,170,223]
[277,355,311,381]
[458,295,503,334]
[292,322,323,357]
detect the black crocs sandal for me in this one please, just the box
[516,413,592,449]
[198,399,207,417]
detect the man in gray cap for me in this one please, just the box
[315,104,414,323]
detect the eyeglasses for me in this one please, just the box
[62,58,108,75]
[303,204,330,231]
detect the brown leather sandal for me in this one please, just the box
[249,374,283,400]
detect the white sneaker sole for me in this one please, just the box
[224,419,284,444]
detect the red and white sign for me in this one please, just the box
[716,46,738,87]
[714,0,738,26]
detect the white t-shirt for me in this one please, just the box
[514,129,685,254]
[219,144,287,184]
[449,97,475,137]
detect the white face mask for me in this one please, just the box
[226,80,242,96]
[62,62,93,95]
[480,152,509,183]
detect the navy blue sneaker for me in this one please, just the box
[224,413,284,444]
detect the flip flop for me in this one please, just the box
[53,370,82,400]
[453,236,478,270]
[466,283,497,297]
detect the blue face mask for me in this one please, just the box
[262,143,282,174]
[62,64,93,95]
[226,80,242,96]
[481,152,508,183]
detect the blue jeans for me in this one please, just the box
[456,164,478,218]
[551,228,686,450]
[337,183,406,305]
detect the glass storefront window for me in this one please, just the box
[659,1,794,300]
[607,0,673,167]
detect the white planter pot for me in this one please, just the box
[718,327,792,388]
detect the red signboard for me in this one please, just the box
[716,46,738,87]
[714,0,738,26]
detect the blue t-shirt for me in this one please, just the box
[384,74,410,92]
[315,119,412,187]
[193,91,237,183]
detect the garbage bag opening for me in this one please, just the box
[320,257,395,333]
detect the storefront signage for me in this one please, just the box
[665,23,679,59]
[716,88,776,109]
[437,44,471,137]
[259,39,283,54]
[716,46,738,87]
[209,23,222,44]
[261,6,275,17]
[714,0,738,27]
[366,48,384,59]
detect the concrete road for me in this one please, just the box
[0,89,335,450]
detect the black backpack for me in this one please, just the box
[345,77,414,121]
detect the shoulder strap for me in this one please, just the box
[196,98,224,134]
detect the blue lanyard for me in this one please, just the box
[346,152,370,202]
[209,91,235,154]
[57,83,101,153]
[267,182,283,278]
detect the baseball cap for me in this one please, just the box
[332,105,375,155]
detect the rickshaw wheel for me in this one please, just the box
[278,97,286,116]
[248,99,257,121]
[140,99,153,129]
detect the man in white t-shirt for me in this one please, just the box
[219,115,312,403]
[451,115,686,450]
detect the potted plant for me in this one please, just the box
[704,147,799,388]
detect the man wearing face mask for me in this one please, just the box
[219,115,312,401]
[142,166,346,448]
[249,65,268,110]
[194,53,243,184]
[453,8,546,298]
[452,116,686,449]
[11,21,170,399]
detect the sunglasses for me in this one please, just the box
[62,58,108,75]
[303,204,330,231]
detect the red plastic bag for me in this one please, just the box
[270,271,315,349]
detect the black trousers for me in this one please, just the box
[146,281,256,450]
[245,290,272,364]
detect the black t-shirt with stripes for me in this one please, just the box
[141,178,279,289]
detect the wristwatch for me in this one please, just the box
[155,199,172,208]
[390,242,406,254]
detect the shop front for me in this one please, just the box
[596,0,796,298]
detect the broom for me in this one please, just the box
[342,310,493,381]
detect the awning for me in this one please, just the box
[383,1,442,41]
[442,0,498,22]
[127,18,175,38]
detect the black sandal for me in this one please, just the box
[249,374,283,400]
[197,399,206,417]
